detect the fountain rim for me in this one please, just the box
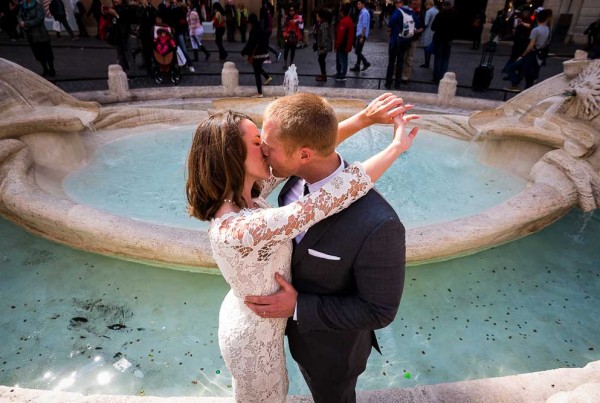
[0,85,580,272]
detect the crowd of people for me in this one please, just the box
[2,0,589,93]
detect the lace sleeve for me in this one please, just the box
[257,174,286,199]
[213,162,373,249]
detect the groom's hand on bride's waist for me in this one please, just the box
[244,273,297,319]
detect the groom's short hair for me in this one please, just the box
[264,93,338,156]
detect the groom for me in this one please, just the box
[245,93,407,403]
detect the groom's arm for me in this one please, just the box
[245,215,406,331]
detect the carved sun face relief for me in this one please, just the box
[567,60,600,121]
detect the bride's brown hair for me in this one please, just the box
[186,110,260,221]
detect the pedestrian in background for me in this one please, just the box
[419,0,438,69]
[18,0,56,76]
[87,0,102,38]
[334,3,354,81]
[282,6,302,70]
[384,0,411,89]
[241,13,272,97]
[224,0,236,41]
[431,0,458,84]
[73,0,89,37]
[313,7,332,82]
[401,0,422,83]
[259,0,280,61]
[49,0,75,39]
[188,1,210,61]
[471,8,485,50]
[212,1,228,60]
[349,0,371,72]
[237,3,248,43]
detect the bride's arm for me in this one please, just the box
[257,174,286,198]
[336,93,412,146]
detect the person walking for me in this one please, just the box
[431,0,458,84]
[18,0,56,76]
[236,3,248,43]
[313,8,332,82]
[241,13,272,98]
[188,1,210,61]
[504,8,552,92]
[87,0,102,38]
[400,0,423,83]
[224,0,236,42]
[49,0,75,39]
[349,0,371,72]
[471,8,486,50]
[259,0,280,61]
[212,1,228,60]
[73,0,89,37]
[282,6,302,69]
[419,0,438,68]
[105,0,136,73]
[384,0,412,89]
[334,3,354,81]
[136,0,157,74]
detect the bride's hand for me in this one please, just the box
[392,113,420,154]
[364,93,414,124]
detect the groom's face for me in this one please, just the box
[261,119,302,178]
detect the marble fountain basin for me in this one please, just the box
[0,58,599,273]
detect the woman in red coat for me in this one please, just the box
[334,3,354,80]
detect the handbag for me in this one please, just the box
[286,33,298,48]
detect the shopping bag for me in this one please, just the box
[176,47,186,67]
[52,21,61,32]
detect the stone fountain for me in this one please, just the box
[1,56,599,272]
[1,55,600,402]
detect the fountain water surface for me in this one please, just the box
[1,56,600,401]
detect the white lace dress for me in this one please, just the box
[209,163,373,403]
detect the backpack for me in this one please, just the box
[398,8,415,39]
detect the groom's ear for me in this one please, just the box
[299,147,313,163]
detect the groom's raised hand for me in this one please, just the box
[244,273,297,319]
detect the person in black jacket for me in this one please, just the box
[241,13,272,97]
[49,0,75,39]
[106,0,136,72]
[137,0,157,74]
[18,0,55,76]
[431,0,458,83]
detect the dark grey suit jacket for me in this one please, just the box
[279,175,406,383]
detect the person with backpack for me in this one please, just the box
[504,8,552,92]
[431,0,458,84]
[384,0,414,89]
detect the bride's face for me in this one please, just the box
[241,119,271,182]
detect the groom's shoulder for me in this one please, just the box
[343,188,402,225]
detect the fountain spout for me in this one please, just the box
[283,65,299,95]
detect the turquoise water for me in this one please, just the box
[63,125,526,230]
[0,210,598,397]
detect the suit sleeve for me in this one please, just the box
[296,216,405,332]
